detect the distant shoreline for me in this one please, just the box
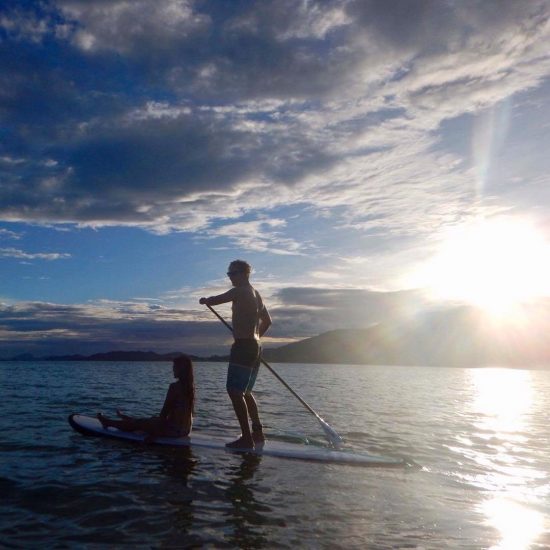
[0,351,229,362]
[2,320,549,367]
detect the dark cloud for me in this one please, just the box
[0,301,229,357]
[346,0,457,52]
[0,1,340,225]
[0,0,548,235]
[0,286,426,356]
[57,0,357,100]
[1,104,336,225]
[64,113,333,194]
[346,0,545,57]
[271,286,427,337]
[3,292,548,359]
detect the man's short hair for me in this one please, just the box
[229,260,251,274]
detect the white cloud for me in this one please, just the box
[0,10,51,43]
[205,218,305,255]
[59,0,210,54]
[0,248,71,261]
[0,229,23,240]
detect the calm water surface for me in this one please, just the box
[1,361,549,548]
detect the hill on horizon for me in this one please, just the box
[2,304,548,367]
[1,350,229,362]
[263,305,550,367]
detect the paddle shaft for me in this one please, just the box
[206,304,341,440]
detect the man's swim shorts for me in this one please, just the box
[226,339,261,393]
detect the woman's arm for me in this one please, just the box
[181,404,193,437]
[159,384,175,419]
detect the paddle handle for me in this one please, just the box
[207,304,233,332]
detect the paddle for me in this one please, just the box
[205,304,344,449]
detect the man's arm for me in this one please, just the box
[258,306,272,338]
[199,288,235,306]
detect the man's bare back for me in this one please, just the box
[231,284,265,340]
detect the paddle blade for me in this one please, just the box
[319,418,344,449]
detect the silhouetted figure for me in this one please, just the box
[98,355,195,442]
[200,260,272,449]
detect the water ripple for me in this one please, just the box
[1,361,549,548]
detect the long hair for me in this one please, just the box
[173,355,195,412]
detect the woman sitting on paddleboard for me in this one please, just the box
[97,355,195,440]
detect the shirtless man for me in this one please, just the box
[200,260,272,449]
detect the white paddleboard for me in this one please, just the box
[69,414,406,467]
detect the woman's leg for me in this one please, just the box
[97,413,161,434]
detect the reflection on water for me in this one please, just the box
[469,368,546,549]
[3,361,549,547]
[481,497,544,550]
[471,368,532,435]
[225,454,270,548]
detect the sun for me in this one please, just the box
[414,218,550,314]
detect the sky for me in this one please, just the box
[1,0,549,357]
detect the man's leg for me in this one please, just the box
[244,392,265,443]
[244,361,264,442]
[244,393,260,425]
[226,361,254,448]
[227,389,254,448]
[226,341,260,449]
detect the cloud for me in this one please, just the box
[0,4,52,43]
[59,0,210,54]
[205,218,305,255]
[2,288,549,358]
[0,229,22,240]
[57,0,358,99]
[0,285,426,356]
[0,248,70,260]
[0,300,228,357]
[271,286,428,336]
[0,0,548,253]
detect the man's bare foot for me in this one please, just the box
[225,436,255,450]
[252,430,265,444]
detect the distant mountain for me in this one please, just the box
[263,306,550,367]
[8,353,36,361]
[46,350,231,362]
[2,304,548,366]
[47,350,187,362]
[1,351,229,362]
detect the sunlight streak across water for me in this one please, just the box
[469,368,547,548]
[471,368,532,435]
[481,497,544,550]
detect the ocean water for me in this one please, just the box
[1,361,549,549]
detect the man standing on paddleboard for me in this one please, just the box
[200,260,272,450]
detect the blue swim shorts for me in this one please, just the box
[226,339,261,393]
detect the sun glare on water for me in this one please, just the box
[416,218,550,314]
